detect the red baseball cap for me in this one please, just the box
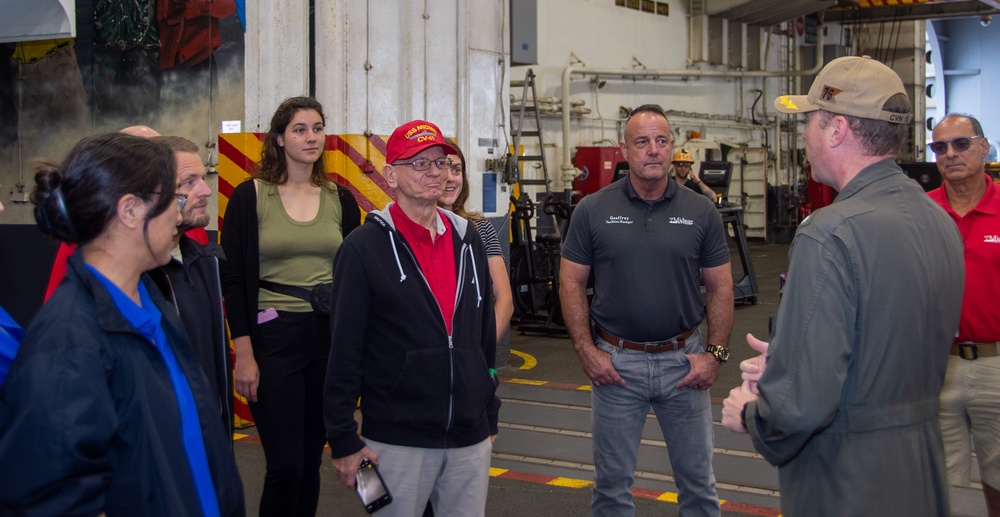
[385,120,458,164]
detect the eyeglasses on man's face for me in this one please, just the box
[394,157,454,172]
[929,136,984,155]
[175,194,188,213]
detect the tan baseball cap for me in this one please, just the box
[774,55,913,124]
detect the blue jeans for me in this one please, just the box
[591,329,720,517]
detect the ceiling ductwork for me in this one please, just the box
[826,0,1000,24]
[699,0,837,26]
[698,0,1000,25]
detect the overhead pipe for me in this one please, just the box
[558,19,826,188]
[455,0,468,148]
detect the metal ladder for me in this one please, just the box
[509,69,551,193]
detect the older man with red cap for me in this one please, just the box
[324,120,498,516]
[721,56,965,515]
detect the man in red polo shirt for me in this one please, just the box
[324,120,499,516]
[928,113,1000,516]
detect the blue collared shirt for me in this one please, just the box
[0,306,23,385]
[86,265,220,517]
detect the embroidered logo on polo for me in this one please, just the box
[669,217,694,226]
[985,235,1000,243]
[606,215,633,225]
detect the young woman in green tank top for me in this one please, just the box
[220,97,361,516]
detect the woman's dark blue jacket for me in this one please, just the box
[0,253,245,516]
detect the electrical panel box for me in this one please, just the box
[510,0,537,65]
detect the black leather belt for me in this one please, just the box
[951,342,1000,360]
[595,327,696,354]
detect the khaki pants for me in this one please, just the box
[363,437,492,517]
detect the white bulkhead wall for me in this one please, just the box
[245,0,509,216]
[244,0,311,132]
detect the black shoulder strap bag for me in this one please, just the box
[258,279,331,316]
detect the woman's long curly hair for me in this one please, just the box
[254,96,335,193]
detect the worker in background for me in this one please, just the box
[324,119,499,516]
[927,113,1000,517]
[721,55,964,516]
[670,148,716,201]
[561,104,733,516]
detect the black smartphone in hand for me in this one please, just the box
[356,459,392,514]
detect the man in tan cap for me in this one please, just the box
[720,56,965,515]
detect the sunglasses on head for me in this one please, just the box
[929,135,984,155]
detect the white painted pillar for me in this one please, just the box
[245,0,311,131]
[249,0,508,214]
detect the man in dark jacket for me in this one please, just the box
[324,119,499,516]
[152,135,232,437]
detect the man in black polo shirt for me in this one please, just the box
[560,104,733,517]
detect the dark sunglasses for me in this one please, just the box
[929,135,984,155]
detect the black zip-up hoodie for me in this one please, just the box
[324,204,499,458]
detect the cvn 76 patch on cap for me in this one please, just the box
[819,85,843,103]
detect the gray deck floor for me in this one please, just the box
[234,242,988,516]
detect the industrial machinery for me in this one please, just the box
[509,193,575,335]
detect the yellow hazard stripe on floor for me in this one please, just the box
[656,492,679,502]
[509,349,537,370]
[488,467,742,510]
[548,477,593,489]
[502,377,592,391]
[506,378,548,386]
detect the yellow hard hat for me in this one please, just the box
[672,149,694,164]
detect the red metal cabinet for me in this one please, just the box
[572,146,624,201]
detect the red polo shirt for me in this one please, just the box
[389,203,457,334]
[928,174,1000,342]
